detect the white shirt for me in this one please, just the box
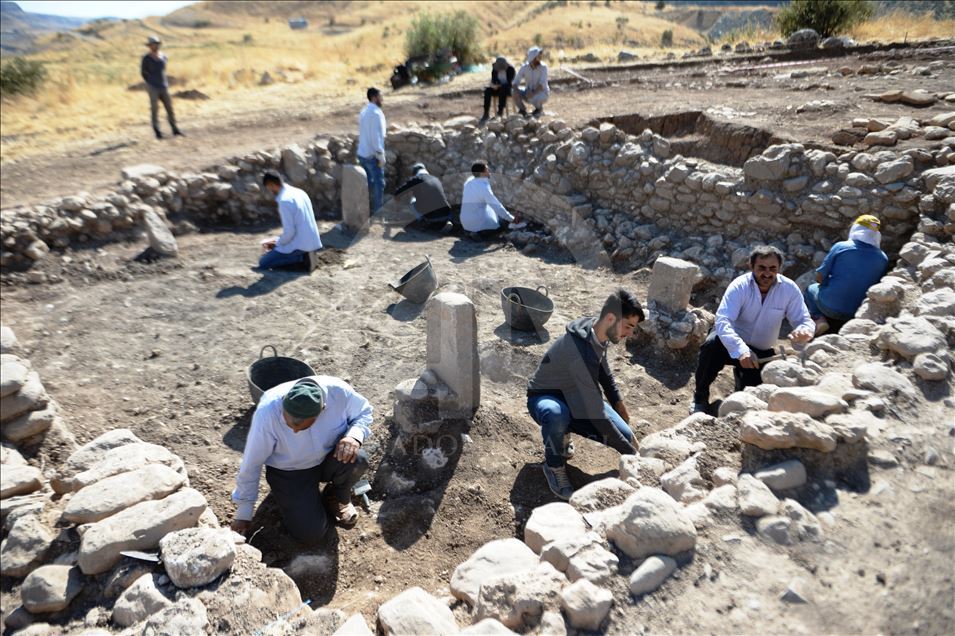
[231,375,373,521]
[460,176,514,232]
[357,102,386,160]
[274,185,322,253]
[515,63,549,94]
[715,273,814,359]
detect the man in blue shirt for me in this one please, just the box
[804,215,888,335]
[230,377,372,545]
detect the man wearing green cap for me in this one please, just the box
[231,376,373,544]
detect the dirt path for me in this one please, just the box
[3,44,953,209]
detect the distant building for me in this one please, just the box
[288,18,308,30]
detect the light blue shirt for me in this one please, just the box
[231,375,373,521]
[460,176,514,232]
[274,185,322,254]
[816,239,887,320]
[716,273,814,359]
[357,102,386,160]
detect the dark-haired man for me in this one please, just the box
[460,161,522,240]
[393,162,452,230]
[690,245,815,414]
[358,87,386,213]
[479,56,516,125]
[231,376,372,545]
[526,289,643,499]
[141,35,183,139]
[258,172,322,270]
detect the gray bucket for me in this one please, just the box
[389,256,438,304]
[501,285,554,331]
[247,345,316,405]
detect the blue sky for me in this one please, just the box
[17,1,197,19]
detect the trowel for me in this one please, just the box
[353,479,372,510]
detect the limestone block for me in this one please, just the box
[160,528,236,588]
[767,387,848,419]
[59,428,143,479]
[0,371,48,423]
[739,410,838,452]
[121,164,165,181]
[334,613,375,635]
[426,292,480,415]
[21,565,84,613]
[754,459,807,491]
[0,356,29,397]
[737,474,779,516]
[0,514,55,577]
[629,555,677,596]
[0,325,18,353]
[475,562,567,630]
[143,209,178,257]
[2,405,57,442]
[54,442,186,494]
[648,256,700,313]
[377,586,459,635]
[568,478,636,513]
[450,538,539,607]
[560,579,612,631]
[605,488,696,559]
[0,464,43,498]
[341,165,370,233]
[63,464,186,523]
[112,573,173,627]
[524,502,588,553]
[281,144,309,185]
[142,598,208,636]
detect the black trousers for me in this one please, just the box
[692,330,775,404]
[265,450,368,545]
[483,86,510,117]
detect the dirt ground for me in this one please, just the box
[2,42,953,209]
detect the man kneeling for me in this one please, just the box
[230,377,372,544]
[526,289,643,500]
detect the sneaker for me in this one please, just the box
[479,115,489,125]
[689,402,709,415]
[172,129,185,137]
[322,489,359,528]
[531,107,543,118]
[562,436,575,460]
[542,464,574,500]
[154,129,164,140]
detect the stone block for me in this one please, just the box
[425,292,479,415]
[341,165,370,233]
[648,257,700,314]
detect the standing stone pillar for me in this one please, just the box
[647,256,700,314]
[426,292,480,416]
[341,165,370,233]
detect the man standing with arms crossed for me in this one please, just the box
[141,35,183,140]
[358,87,386,213]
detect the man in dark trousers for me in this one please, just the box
[526,289,644,500]
[479,56,515,125]
[141,36,183,139]
[393,162,452,230]
[231,376,372,545]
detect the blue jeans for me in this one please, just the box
[527,394,634,468]
[358,155,384,213]
[258,248,307,270]
[804,283,853,321]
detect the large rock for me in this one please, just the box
[142,597,209,636]
[874,159,914,184]
[629,555,677,596]
[787,28,820,50]
[648,257,700,314]
[0,325,18,353]
[660,455,706,502]
[913,353,949,381]
[737,474,779,517]
[142,209,178,257]
[341,165,370,233]
[121,164,165,181]
[59,428,142,478]
[739,410,838,452]
[160,527,236,588]
[377,586,459,635]
[524,502,587,553]
[426,292,480,415]
[281,144,310,185]
[568,478,635,513]
[54,442,186,494]
[560,579,612,631]
[638,416,709,462]
[63,464,186,523]
[876,316,947,360]
[718,391,768,417]
[476,562,567,630]
[3,405,57,442]
[0,464,43,498]
[112,573,173,627]
[0,371,47,423]
[754,459,807,491]
[540,532,619,583]
[78,488,208,574]
[21,565,84,613]
[0,356,29,397]
[334,613,376,635]
[606,488,697,559]
[761,360,820,387]
[768,387,848,418]
[0,514,55,577]
[915,289,955,318]
[450,538,539,607]
[460,618,516,635]
[852,362,917,398]
[744,144,799,181]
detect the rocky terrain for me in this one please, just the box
[1,30,953,636]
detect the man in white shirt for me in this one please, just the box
[230,377,372,545]
[357,87,386,213]
[258,173,323,270]
[691,245,815,414]
[513,46,549,118]
[460,161,522,240]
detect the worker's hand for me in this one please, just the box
[230,519,251,536]
[335,436,361,464]
[613,401,631,424]
[739,351,759,369]
[789,329,813,345]
[262,239,276,252]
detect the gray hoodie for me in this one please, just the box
[527,317,635,455]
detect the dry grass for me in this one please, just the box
[848,10,955,43]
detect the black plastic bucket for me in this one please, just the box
[501,285,554,331]
[247,345,316,404]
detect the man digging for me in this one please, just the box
[526,289,643,499]
[231,377,372,545]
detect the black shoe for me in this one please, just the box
[478,115,489,125]
[531,108,543,118]
[172,128,185,137]
[518,108,527,116]
[154,128,163,139]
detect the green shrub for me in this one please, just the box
[192,19,211,28]
[660,29,674,47]
[776,0,874,37]
[0,57,47,97]
[656,1,666,9]
[405,11,482,66]
[242,33,254,44]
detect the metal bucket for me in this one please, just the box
[501,285,554,331]
[389,256,438,304]
[247,345,316,405]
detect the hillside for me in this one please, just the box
[0,1,90,54]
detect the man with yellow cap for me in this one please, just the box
[804,215,888,335]
[230,376,372,544]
